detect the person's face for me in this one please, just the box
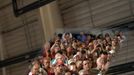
[112,40,118,46]
[43,59,50,69]
[79,70,89,75]
[106,37,110,41]
[88,43,93,50]
[65,72,71,75]
[83,71,89,75]
[32,64,39,74]
[44,43,50,50]
[73,41,77,45]
[77,41,81,46]
[87,35,91,40]
[80,32,84,35]
[65,34,70,39]
[77,52,82,58]
[82,43,86,48]
[67,47,72,53]
[83,60,92,71]
[106,46,110,50]
[76,61,82,69]
[101,54,107,59]
[119,32,123,35]
[103,40,107,45]
[54,47,60,53]
[55,36,60,41]
[69,65,77,72]
[97,39,102,44]
[56,64,63,73]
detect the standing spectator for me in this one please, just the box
[66,46,73,58]
[28,31,124,75]
[96,52,110,74]
[62,33,72,46]
[42,42,51,58]
[79,59,92,75]
[77,32,87,42]
[105,33,112,45]
[76,60,83,71]
[42,57,54,75]
[28,59,46,75]
[65,71,71,75]
[54,59,65,75]
[69,62,78,75]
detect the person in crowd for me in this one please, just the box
[77,32,87,42]
[96,52,110,75]
[54,59,65,75]
[28,59,46,75]
[116,31,126,43]
[65,70,71,75]
[29,31,124,75]
[105,33,112,46]
[42,57,54,75]
[29,60,40,75]
[62,32,72,46]
[79,69,90,75]
[69,62,78,75]
[42,42,51,58]
[66,45,74,58]
[76,60,83,71]
[50,40,61,59]
[78,59,93,75]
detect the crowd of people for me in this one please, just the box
[28,31,125,75]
